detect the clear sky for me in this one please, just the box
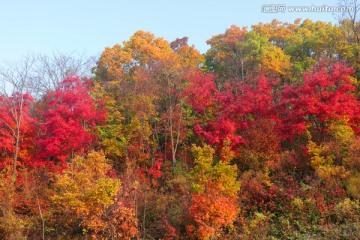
[0,0,345,61]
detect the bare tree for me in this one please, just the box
[337,0,360,44]
[0,55,36,180]
[336,0,360,82]
[29,51,96,97]
[0,52,96,179]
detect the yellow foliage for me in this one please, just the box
[329,120,355,145]
[0,168,28,239]
[335,198,360,220]
[308,140,334,169]
[308,140,349,182]
[191,144,240,197]
[220,138,236,162]
[347,173,360,199]
[261,44,291,76]
[189,144,240,239]
[52,151,121,234]
[316,165,349,182]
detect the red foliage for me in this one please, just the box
[148,158,163,179]
[186,73,279,154]
[278,63,359,139]
[185,71,218,114]
[240,176,280,212]
[0,93,37,168]
[36,76,106,168]
[162,218,178,239]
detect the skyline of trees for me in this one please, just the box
[1,17,360,239]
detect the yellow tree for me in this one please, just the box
[187,144,240,239]
[94,31,203,168]
[51,151,138,239]
[205,23,292,85]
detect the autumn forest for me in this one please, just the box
[1,17,360,239]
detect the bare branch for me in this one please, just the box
[28,51,96,97]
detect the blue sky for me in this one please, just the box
[0,0,344,61]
